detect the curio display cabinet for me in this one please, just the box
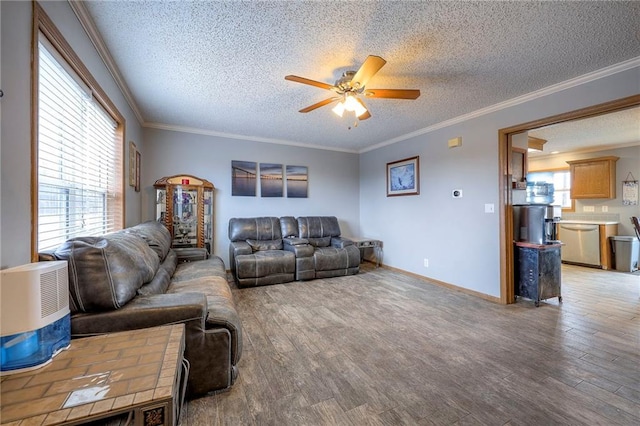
[154,174,214,253]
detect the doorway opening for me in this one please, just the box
[498,94,640,304]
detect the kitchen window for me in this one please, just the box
[33,4,124,256]
[527,169,574,211]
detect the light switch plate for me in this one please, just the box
[583,206,595,212]
[485,203,495,213]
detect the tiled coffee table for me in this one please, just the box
[1,324,187,426]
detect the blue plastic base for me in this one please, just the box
[1,314,71,374]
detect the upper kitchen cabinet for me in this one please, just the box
[567,156,619,199]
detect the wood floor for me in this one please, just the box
[181,263,640,425]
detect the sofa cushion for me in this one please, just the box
[54,232,159,313]
[297,216,342,238]
[235,250,295,279]
[279,216,298,238]
[229,217,282,241]
[314,245,361,271]
[138,250,178,296]
[126,221,172,261]
[172,256,228,283]
[246,239,283,251]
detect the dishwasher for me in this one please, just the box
[560,223,601,267]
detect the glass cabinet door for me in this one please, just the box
[203,188,213,253]
[173,186,198,247]
[154,175,215,252]
[156,188,167,223]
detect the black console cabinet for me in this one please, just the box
[515,242,562,307]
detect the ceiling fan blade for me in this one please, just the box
[299,97,339,113]
[364,89,421,99]
[355,98,371,120]
[351,55,387,89]
[285,75,335,91]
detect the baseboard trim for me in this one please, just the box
[379,264,502,304]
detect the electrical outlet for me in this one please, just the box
[602,206,608,212]
[423,258,429,268]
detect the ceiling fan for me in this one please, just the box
[285,55,420,121]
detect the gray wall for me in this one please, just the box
[529,145,640,236]
[0,1,144,268]
[359,67,639,298]
[141,128,360,266]
[1,1,638,300]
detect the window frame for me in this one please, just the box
[527,167,575,212]
[31,2,125,261]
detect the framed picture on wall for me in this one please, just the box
[231,160,257,196]
[260,163,283,197]
[286,165,308,198]
[129,141,137,187]
[387,156,419,196]
[134,150,141,192]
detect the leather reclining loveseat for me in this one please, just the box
[228,216,360,287]
[39,221,242,396]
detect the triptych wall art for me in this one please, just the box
[231,161,308,198]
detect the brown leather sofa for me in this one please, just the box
[39,221,242,396]
[228,216,360,287]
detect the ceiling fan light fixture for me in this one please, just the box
[344,93,368,117]
[286,55,418,121]
[354,101,368,118]
[343,94,359,112]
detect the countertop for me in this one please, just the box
[515,241,564,249]
[559,220,619,225]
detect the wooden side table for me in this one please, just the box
[351,238,383,267]
[1,324,188,426]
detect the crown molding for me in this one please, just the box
[360,56,640,153]
[68,0,145,125]
[143,122,359,154]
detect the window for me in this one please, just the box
[33,4,124,256]
[527,169,574,211]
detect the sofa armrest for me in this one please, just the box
[331,236,355,248]
[70,292,207,336]
[174,247,209,263]
[283,237,308,246]
[39,250,57,261]
[283,239,315,258]
[230,241,252,256]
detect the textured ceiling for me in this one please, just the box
[78,0,640,153]
[528,107,640,158]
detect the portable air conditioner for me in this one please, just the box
[1,261,71,374]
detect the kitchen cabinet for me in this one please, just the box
[567,156,618,199]
[154,174,214,253]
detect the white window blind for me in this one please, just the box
[37,35,120,251]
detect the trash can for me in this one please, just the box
[610,236,639,272]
